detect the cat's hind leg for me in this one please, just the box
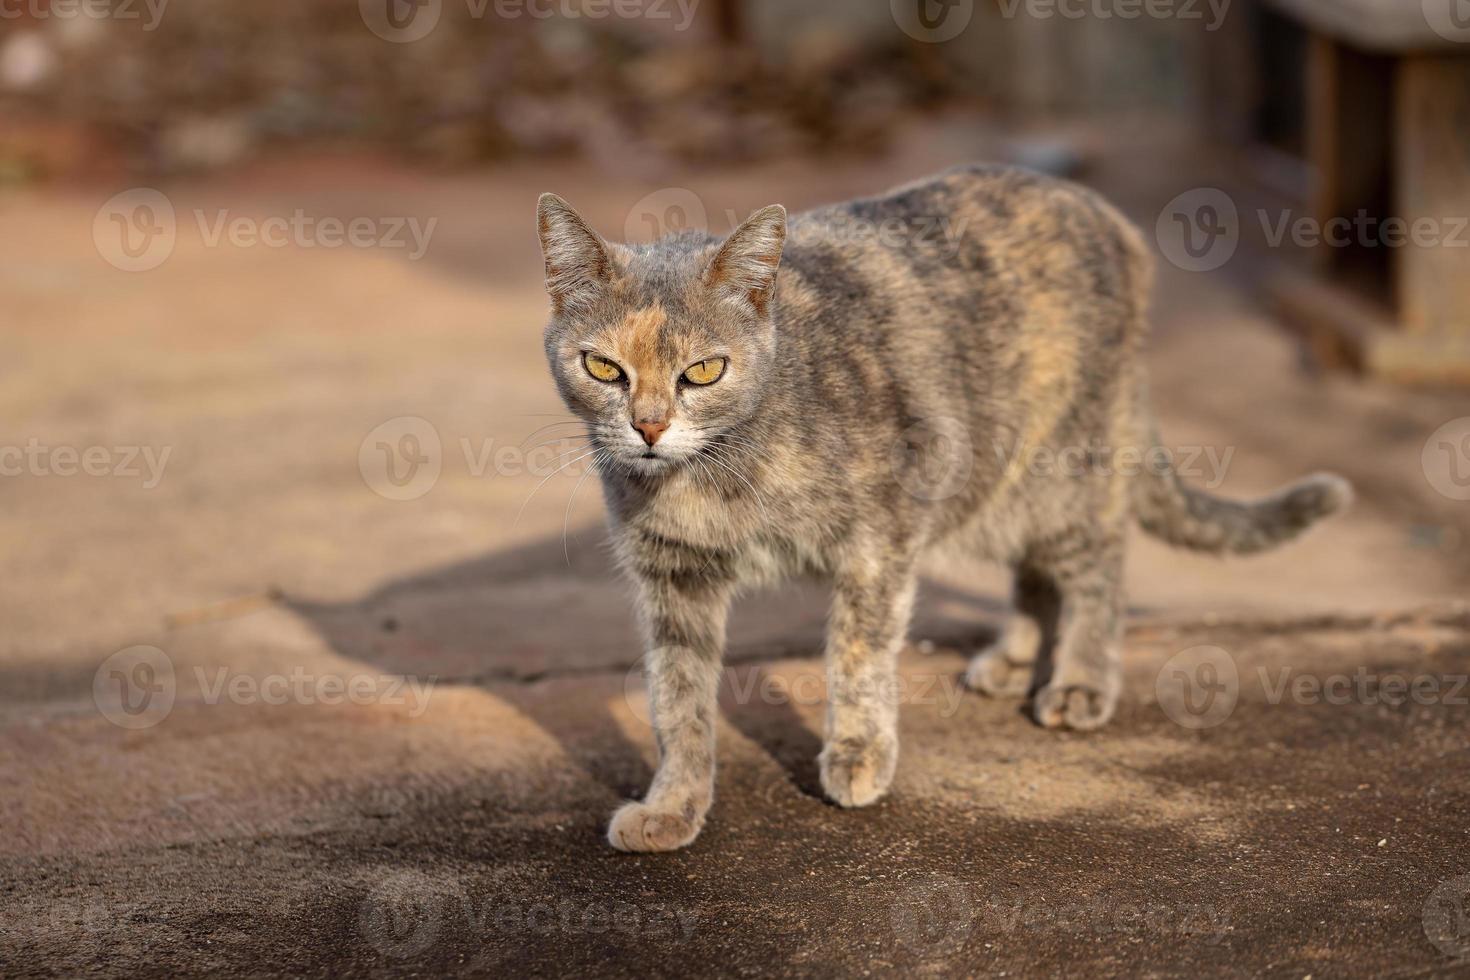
[964,566,1059,698]
[1026,526,1125,731]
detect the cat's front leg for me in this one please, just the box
[608,570,732,853]
[819,554,918,808]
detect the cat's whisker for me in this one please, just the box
[562,448,608,566]
[518,420,590,447]
[523,436,594,455]
[536,441,595,463]
[684,456,729,579]
[705,436,765,464]
[513,445,604,529]
[699,444,773,527]
[702,431,768,457]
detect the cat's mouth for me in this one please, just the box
[603,440,679,475]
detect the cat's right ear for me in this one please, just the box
[537,193,614,314]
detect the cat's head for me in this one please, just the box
[536,193,786,476]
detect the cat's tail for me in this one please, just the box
[1099,197,1351,555]
[1130,440,1353,556]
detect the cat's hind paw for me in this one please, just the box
[606,801,701,853]
[964,645,1032,699]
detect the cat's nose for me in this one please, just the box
[632,418,670,446]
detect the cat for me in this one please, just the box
[535,165,1351,852]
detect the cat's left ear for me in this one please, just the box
[703,204,786,317]
[537,193,616,314]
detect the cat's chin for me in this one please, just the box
[622,453,680,478]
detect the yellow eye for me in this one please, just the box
[583,353,625,383]
[682,358,727,386]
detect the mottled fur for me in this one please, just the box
[535,166,1351,852]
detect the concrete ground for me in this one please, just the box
[3,116,1469,977]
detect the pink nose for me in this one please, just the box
[633,419,670,446]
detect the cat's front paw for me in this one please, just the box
[819,737,896,808]
[606,801,701,853]
[1033,681,1117,731]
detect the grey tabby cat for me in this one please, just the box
[535,166,1351,852]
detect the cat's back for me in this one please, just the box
[762,165,1155,530]
[775,164,1151,347]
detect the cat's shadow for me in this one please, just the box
[286,522,1004,804]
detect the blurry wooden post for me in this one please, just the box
[1393,58,1470,349]
[710,0,744,46]
[1264,0,1470,385]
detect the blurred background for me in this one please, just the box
[3,1,1470,975]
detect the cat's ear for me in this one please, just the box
[703,204,786,317]
[537,193,615,313]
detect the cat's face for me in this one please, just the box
[536,195,786,476]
